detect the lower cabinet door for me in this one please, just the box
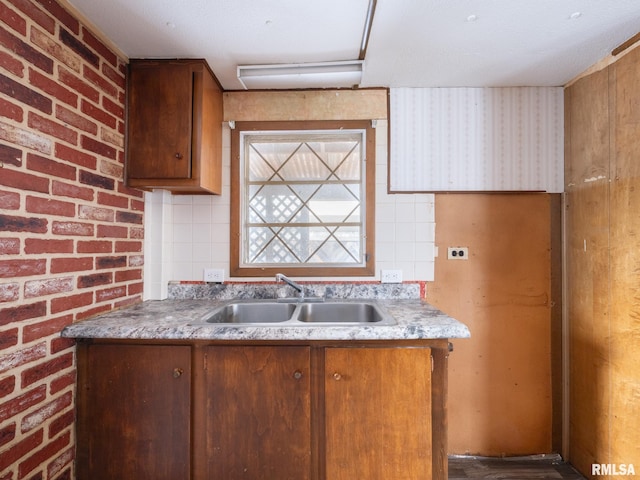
[205,346,312,479]
[77,344,192,480]
[324,347,433,480]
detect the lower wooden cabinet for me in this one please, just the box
[76,344,191,480]
[76,341,446,480]
[324,347,432,480]
[204,346,312,479]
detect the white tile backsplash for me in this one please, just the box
[395,202,416,223]
[173,243,194,263]
[192,243,213,263]
[414,242,435,262]
[192,195,214,205]
[192,204,213,224]
[375,241,395,262]
[172,262,193,282]
[172,224,192,244]
[173,204,193,223]
[414,261,434,280]
[376,222,395,243]
[395,221,417,243]
[415,222,435,242]
[396,242,416,262]
[210,242,229,263]
[192,223,213,243]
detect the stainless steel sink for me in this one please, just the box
[296,302,389,324]
[204,302,296,324]
[197,300,396,326]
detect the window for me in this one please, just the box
[231,121,375,277]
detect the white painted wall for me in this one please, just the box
[143,190,174,300]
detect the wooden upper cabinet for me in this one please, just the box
[126,59,223,194]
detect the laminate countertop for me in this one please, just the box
[61,298,470,342]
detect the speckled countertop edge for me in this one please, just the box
[61,299,470,341]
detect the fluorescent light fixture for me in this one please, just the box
[237,60,364,90]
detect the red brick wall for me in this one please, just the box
[0,0,142,477]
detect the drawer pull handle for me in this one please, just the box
[173,368,183,378]
[293,370,303,380]
[333,372,342,381]
[174,152,183,160]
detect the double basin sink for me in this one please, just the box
[195,299,396,327]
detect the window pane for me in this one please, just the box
[241,129,367,268]
[249,185,303,223]
[306,226,361,264]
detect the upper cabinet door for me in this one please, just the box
[125,59,223,194]
[127,61,193,180]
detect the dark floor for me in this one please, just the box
[449,455,587,479]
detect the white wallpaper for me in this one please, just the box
[390,87,564,193]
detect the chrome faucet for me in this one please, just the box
[275,273,304,299]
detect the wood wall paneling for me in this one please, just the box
[564,72,610,188]
[427,193,555,456]
[565,43,640,478]
[223,89,388,122]
[565,66,612,476]
[609,45,640,471]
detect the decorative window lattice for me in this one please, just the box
[241,130,367,268]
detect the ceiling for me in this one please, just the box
[67,0,640,90]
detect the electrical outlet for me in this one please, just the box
[203,268,224,283]
[447,247,469,260]
[381,269,403,283]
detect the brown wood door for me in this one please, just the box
[127,61,193,179]
[324,347,432,480]
[205,346,311,479]
[77,344,191,480]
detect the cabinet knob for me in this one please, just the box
[174,152,183,160]
[333,372,342,381]
[173,368,184,378]
[293,370,303,380]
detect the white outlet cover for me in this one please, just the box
[447,247,469,260]
[381,269,403,283]
[204,268,225,283]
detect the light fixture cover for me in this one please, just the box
[237,60,364,90]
